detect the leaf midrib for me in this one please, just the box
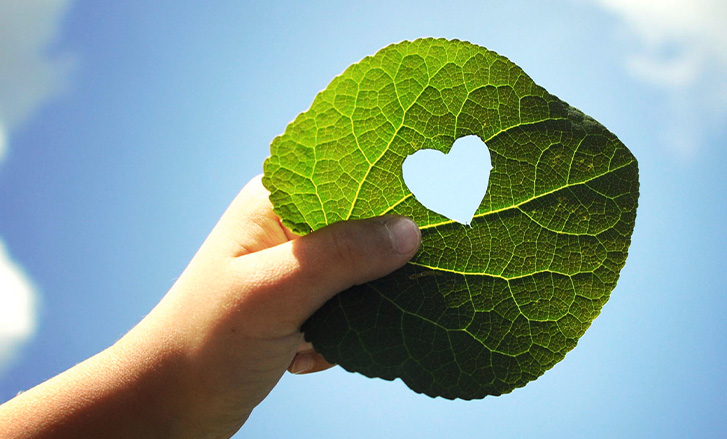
[418,158,635,231]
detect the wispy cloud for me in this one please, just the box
[0,121,6,163]
[590,0,727,158]
[0,0,75,374]
[0,0,75,141]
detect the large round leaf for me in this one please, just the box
[263,38,639,399]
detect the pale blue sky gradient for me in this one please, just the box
[403,135,492,225]
[1,1,726,438]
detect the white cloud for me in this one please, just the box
[0,0,75,374]
[590,0,727,158]
[0,0,75,133]
[0,240,38,376]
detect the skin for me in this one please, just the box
[0,175,422,438]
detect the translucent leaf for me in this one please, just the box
[263,38,639,399]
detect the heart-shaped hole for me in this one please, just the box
[402,135,492,225]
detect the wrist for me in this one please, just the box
[116,297,254,439]
[104,333,192,437]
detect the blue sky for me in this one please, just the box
[1,1,726,437]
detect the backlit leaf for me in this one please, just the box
[262,38,639,399]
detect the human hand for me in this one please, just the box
[0,175,421,439]
[138,175,421,435]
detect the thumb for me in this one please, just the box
[231,215,421,335]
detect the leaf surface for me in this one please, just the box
[263,38,639,399]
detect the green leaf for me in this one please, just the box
[262,38,639,399]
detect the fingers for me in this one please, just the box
[203,175,296,258]
[288,341,335,374]
[230,215,421,336]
